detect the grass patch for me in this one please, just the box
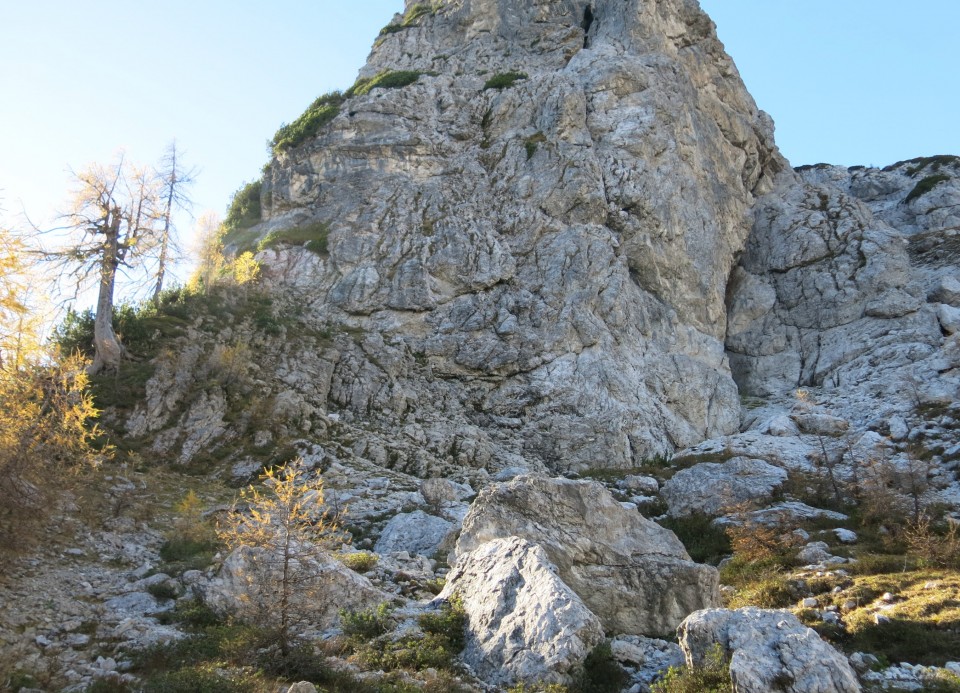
[257,222,330,256]
[271,92,345,154]
[483,71,528,90]
[883,154,960,176]
[379,2,438,35]
[348,70,427,97]
[525,132,547,160]
[904,173,951,204]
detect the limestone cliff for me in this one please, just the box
[249,0,786,472]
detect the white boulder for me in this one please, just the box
[439,536,604,687]
[456,475,720,636]
[678,607,861,693]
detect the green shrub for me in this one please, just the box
[904,174,950,204]
[355,632,458,672]
[657,513,731,565]
[380,2,437,35]
[483,71,528,90]
[159,536,218,571]
[348,70,426,97]
[341,602,394,639]
[651,643,732,693]
[257,642,331,683]
[257,222,330,256]
[525,132,547,160]
[271,92,345,154]
[156,597,222,629]
[339,551,379,573]
[223,180,262,232]
[85,676,134,692]
[573,642,629,693]
[146,581,179,601]
[882,154,960,176]
[418,596,467,652]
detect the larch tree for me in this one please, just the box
[46,153,162,373]
[0,225,102,558]
[152,141,196,305]
[217,457,346,656]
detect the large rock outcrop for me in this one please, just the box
[678,608,862,693]
[250,0,787,472]
[439,536,605,687]
[727,159,960,425]
[455,475,720,636]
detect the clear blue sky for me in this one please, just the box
[1,1,957,258]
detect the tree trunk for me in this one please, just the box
[90,207,124,374]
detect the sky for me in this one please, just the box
[1,0,957,287]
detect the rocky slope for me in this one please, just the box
[4,0,960,691]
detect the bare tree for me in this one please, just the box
[152,141,195,305]
[44,153,162,373]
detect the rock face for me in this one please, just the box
[373,509,456,557]
[251,0,787,472]
[199,546,387,630]
[455,475,720,636]
[679,608,862,693]
[660,457,788,517]
[727,159,960,423]
[439,536,604,687]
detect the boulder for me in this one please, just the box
[617,475,660,495]
[678,608,861,693]
[456,475,720,636]
[199,545,387,630]
[439,536,604,687]
[938,303,960,334]
[790,411,850,436]
[374,510,457,557]
[660,457,788,517]
[931,275,960,307]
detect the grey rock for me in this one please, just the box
[610,635,684,689]
[440,536,604,687]
[286,684,318,693]
[249,0,788,473]
[737,502,848,527]
[374,510,457,557]
[931,276,960,307]
[456,475,719,636]
[660,457,787,517]
[199,545,387,630]
[679,607,861,693]
[791,411,850,436]
[833,528,858,544]
[618,475,660,495]
[938,303,960,334]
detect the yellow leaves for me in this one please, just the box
[218,457,343,555]
[0,351,104,557]
[232,251,261,285]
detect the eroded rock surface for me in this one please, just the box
[455,475,719,636]
[247,0,788,472]
[199,546,387,631]
[660,457,787,517]
[679,607,862,693]
[439,536,604,687]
